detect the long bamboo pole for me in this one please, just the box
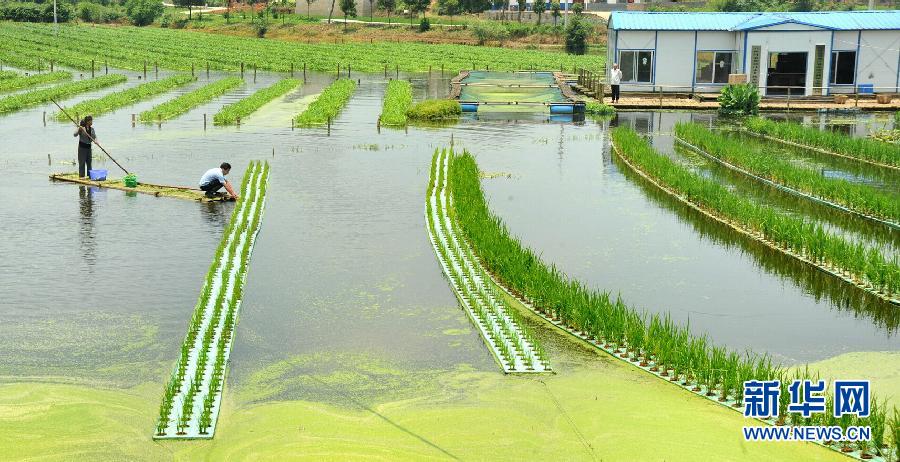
[50,98,130,174]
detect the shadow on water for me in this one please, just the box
[609,150,898,335]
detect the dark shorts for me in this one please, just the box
[200,179,224,193]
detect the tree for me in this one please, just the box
[339,0,356,29]
[125,0,163,25]
[516,0,524,22]
[571,1,582,15]
[564,13,590,54]
[550,0,560,26]
[172,0,202,19]
[376,0,396,23]
[305,0,316,18]
[440,0,460,24]
[532,0,544,25]
[408,0,428,24]
[328,0,336,22]
[368,0,374,21]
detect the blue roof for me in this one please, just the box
[608,10,900,31]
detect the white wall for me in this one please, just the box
[653,31,694,91]
[697,31,740,52]
[746,29,832,96]
[833,30,858,51]
[616,30,655,50]
[858,30,900,93]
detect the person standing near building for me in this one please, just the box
[609,63,622,103]
[73,115,95,178]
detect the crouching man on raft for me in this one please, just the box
[199,162,239,200]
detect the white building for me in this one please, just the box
[606,10,900,96]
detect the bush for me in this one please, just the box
[472,21,509,46]
[125,0,163,26]
[406,99,462,121]
[77,2,123,23]
[718,83,760,116]
[254,14,269,37]
[584,101,615,116]
[564,16,590,55]
[0,2,72,22]
[419,17,430,32]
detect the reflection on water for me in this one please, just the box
[615,157,898,335]
[78,185,98,267]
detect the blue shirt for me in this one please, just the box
[199,168,226,188]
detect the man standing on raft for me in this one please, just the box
[199,162,240,200]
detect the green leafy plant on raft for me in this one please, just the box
[744,117,900,169]
[584,101,615,116]
[140,77,243,122]
[674,122,900,225]
[718,83,759,116]
[0,74,126,114]
[57,74,196,120]
[611,126,899,301]
[0,70,70,93]
[214,78,301,125]
[379,79,412,127]
[406,99,461,121]
[294,78,356,127]
[444,145,894,453]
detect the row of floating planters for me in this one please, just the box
[443,146,897,460]
[674,123,899,228]
[612,127,899,304]
[0,74,125,115]
[743,117,900,171]
[155,161,269,439]
[427,148,549,373]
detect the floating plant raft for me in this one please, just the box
[50,173,229,203]
[154,161,269,439]
[427,148,550,374]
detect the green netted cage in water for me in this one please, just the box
[457,71,582,114]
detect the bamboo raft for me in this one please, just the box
[50,173,230,203]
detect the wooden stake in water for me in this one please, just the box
[204,113,207,130]
[43,111,46,126]
[347,64,350,78]
[303,63,307,83]
[290,62,293,77]
[132,114,135,127]
[241,62,244,79]
[327,117,331,136]
[105,61,108,75]
[191,63,195,77]
[253,64,257,83]
[50,60,54,72]
[91,60,95,78]
[206,61,209,79]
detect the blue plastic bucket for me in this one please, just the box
[857,84,874,94]
[549,104,574,114]
[89,169,108,181]
[460,103,479,113]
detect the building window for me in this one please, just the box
[696,51,735,84]
[830,51,856,85]
[619,50,653,83]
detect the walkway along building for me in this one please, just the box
[605,10,900,96]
